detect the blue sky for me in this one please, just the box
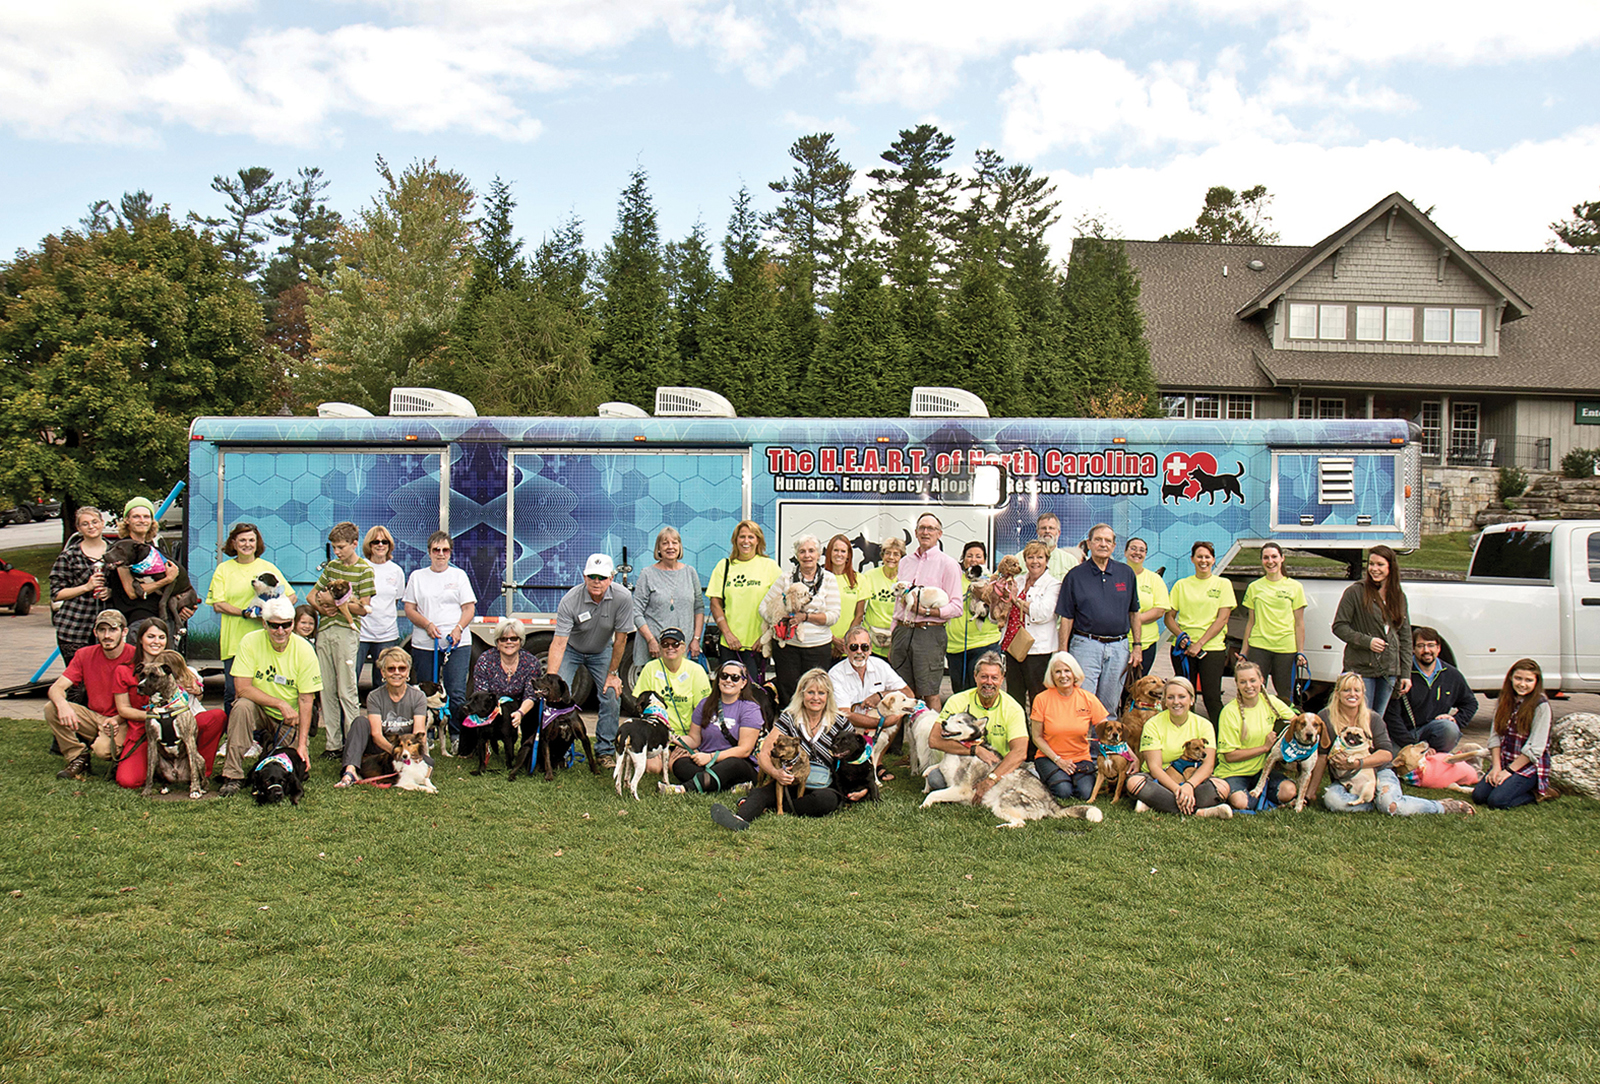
[2,1,1598,264]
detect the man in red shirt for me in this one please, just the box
[46,609,136,781]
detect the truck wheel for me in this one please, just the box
[13,584,35,615]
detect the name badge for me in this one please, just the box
[271,673,291,686]
[576,611,592,624]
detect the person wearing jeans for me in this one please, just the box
[402,531,476,742]
[1313,671,1473,817]
[546,553,635,764]
[1057,523,1141,713]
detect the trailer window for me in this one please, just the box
[1470,529,1552,580]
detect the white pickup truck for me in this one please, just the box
[1223,520,1600,697]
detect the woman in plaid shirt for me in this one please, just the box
[49,507,111,664]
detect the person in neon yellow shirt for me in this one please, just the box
[946,540,1003,693]
[204,521,296,717]
[1239,542,1308,703]
[1215,658,1300,809]
[706,519,781,684]
[824,534,867,659]
[1126,676,1233,818]
[925,652,1029,804]
[856,536,905,659]
[1164,540,1236,724]
[1123,536,1168,678]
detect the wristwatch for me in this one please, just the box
[987,772,999,783]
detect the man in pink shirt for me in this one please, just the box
[46,609,136,781]
[890,513,963,710]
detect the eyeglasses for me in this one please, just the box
[846,643,871,653]
[585,574,608,582]
[383,665,410,673]
[718,673,745,683]
[372,539,391,547]
[266,620,293,630]
[430,547,452,555]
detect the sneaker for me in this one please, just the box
[1134,800,1150,813]
[710,803,749,831]
[597,755,617,769]
[729,781,753,796]
[56,753,90,781]
[319,748,342,760]
[218,779,242,798]
[241,742,261,760]
[658,782,686,795]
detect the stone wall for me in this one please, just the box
[1423,465,1498,534]
[1477,473,1600,527]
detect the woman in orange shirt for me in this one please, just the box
[1029,651,1107,801]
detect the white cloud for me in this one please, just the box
[1041,127,1600,252]
[779,110,858,136]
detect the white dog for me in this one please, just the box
[893,582,950,616]
[918,713,1103,828]
[756,582,814,658]
[878,690,941,782]
[392,735,438,793]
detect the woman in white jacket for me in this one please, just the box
[760,534,841,706]
[1001,540,1061,712]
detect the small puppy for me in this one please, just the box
[614,689,672,800]
[868,627,893,652]
[920,713,1102,828]
[758,582,814,656]
[392,734,437,793]
[1087,718,1136,803]
[1173,738,1210,782]
[1331,725,1378,804]
[759,732,811,814]
[252,748,308,806]
[1250,713,1323,811]
[137,650,206,799]
[894,581,951,617]
[831,731,879,802]
[1119,674,1166,750]
[460,689,517,775]
[314,578,357,626]
[1393,741,1488,792]
[242,572,283,619]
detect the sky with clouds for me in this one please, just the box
[2,0,1598,264]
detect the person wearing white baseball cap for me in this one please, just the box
[546,553,637,765]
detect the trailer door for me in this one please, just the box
[506,448,750,614]
[1575,527,1600,683]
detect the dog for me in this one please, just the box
[136,650,206,799]
[759,731,811,814]
[868,626,893,652]
[757,582,814,657]
[614,689,673,800]
[252,748,308,806]
[1249,712,1324,811]
[879,691,940,781]
[1119,675,1165,750]
[1087,718,1137,804]
[969,556,1022,625]
[1189,460,1245,504]
[392,734,437,793]
[242,572,283,619]
[1331,725,1378,803]
[894,581,951,618]
[831,731,879,802]
[919,713,1103,828]
[511,674,597,782]
[1393,741,1489,792]
[1173,738,1210,781]
[417,681,450,753]
[459,689,518,775]
[314,577,357,626]
[104,538,201,637]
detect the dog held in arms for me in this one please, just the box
[757,582,814,658]
[758,732,811,814]
[919,712,1103,828]
[137,649,208,799]
[1330,724,1378,804]
[104,539,201,637]
[1249,712,1324,811]
[614,689,673,800]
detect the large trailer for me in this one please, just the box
[185,389,1419,678]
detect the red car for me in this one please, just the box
[0,558,39,615]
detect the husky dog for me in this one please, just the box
[918,713,1103,828]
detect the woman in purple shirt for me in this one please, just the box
[660,659,764,794]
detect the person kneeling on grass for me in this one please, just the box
[660,660,763,795]
[1471,659,1554,809]
[1125,676,1233,818]
[1312,671,1473,816]
[710,669,867,829]
[217,597,322,798]
[922,652,1031,804]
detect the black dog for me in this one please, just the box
[103,539,201,636]
[509,674,596,782]
[459,689,517,776]
[252,748,308,806]
[849,529,912,571]
[614,689,673,800]
[832,731,880,803]
[1189,460,1245,504]
[747,680,780,728]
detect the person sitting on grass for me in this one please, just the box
[709,668,867,829]
[660,660,763,795]
[1312,671,1474,817]
[111,617,227,789]
[1029,651,1107,802]
[1472,659,1554,809]
[338,647,430,787]
[1125,676,1234,819]
[923,652,1031,804]
[216,597,323,798]
[1215,658,1299,810]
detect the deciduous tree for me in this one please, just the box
[1160,184,1279,244]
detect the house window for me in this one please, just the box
[1423,307,1452,343]
[1296,396,1315,419]
[1420,401,1442,457]
[1193,395,1220,419]
[1318,305,1347,340]
[1318,398,1346,419]
[1288,303,1317,340]
[1226,395,1255,420]
[1162,394,1188,419]
[1449,402,1480,461]
[1454,308,1483,344]
[1386,306,1414,342]
[1355,305,1384,341]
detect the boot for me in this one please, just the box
[56,753,90,781]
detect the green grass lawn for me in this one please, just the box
[1,544,58,585]
[3,716,1597,1083]
[1232,530,1478,577]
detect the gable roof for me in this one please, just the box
[1234,192,1534,322]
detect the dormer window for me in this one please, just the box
[1287,301,1483,345]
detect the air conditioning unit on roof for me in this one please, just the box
[317,402,374,419]
[654,386,736,418]
[910,386,989,418]
[389,387,478,417]
[598,401,650,419]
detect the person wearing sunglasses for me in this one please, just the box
[402,531,476,747]
[217,596,323,797]
[338,647,431,787]
[355,525,407,688]
[829,625,913,780]
[546,553,635,768]
[660,662,763,795]
[631,627,711,739]
[203,521,296,717]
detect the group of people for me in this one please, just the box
[41,504,1554,816]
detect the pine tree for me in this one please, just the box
[941,257,1023,415]
[195,167,286,282]
[593,167,677,409]
[700,187,784,415]
[765,132,861,305]
[468,176,526,300]
[533,215,593,314]
[811,259,907,417]
[665,220,715,379]
[1059,235,1160,417]
[262,167,342,300]
[1549,191,1600,253]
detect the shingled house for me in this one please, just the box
[1124,192,1600,471]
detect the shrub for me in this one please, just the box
[1561,447,1600,479]
[1498,464,1529,502]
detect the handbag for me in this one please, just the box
[1006,626,1035,662]
[805,761,834,789]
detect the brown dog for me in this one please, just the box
[1119,674,1165,751]
[1250,712,1323,811]
[1177,738,1210,782]
[759,733,810,814]
[1088,718,1137,803]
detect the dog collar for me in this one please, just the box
[461,710,497,729]
[1280,736,1318,764]
[542,703,579,726]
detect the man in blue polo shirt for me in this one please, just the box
[1055,523,1141,712]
